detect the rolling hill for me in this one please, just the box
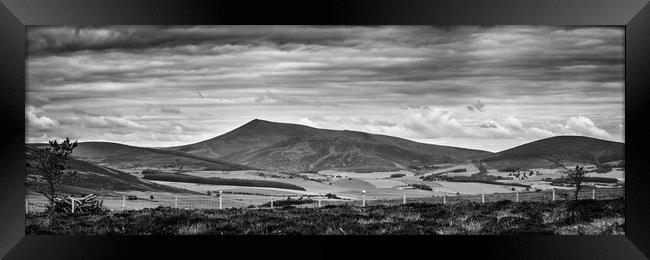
[24,145,198,195]
[477,136,624,170]
[28,142,253,172]
[168,119,492,172]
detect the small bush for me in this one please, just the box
[500,168,521,173]
[595,167,612,173]
[552,177,618,185]
[262,198,315,207]
[177,223,208,235]
[141,169,163,175]
[325,193,341,199]
[411,183,433,191]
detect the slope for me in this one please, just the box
[170,119,492,172]
[33,141,254,171]
[477,136,624,169]
[24,145,198,194]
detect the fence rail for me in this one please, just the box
[25,188,624,214]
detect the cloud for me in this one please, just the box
[474,120,512,138]
[252,89,332,106]
[467,100,486,112]
[24,26,624,147]
[527,127,555,138]
[300,116,405,136]
[300,108,613,144]
[160,106,182,114]
[27,94,52,107]
[254,90,282,104]
[402,108,468,138]
[401,108,537,139]
[61,113,147,130]
[479,121,499,129]
[502,116,525,132]
[562,116,611,139]
[26,106,58,130]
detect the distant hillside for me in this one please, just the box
[28,142,253,172]
[24,145,198,195]
[478,136,624,170]
[168,119,492,172]
[167,119,328,158]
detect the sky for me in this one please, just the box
[25,26,625,152]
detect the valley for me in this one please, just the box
[25,119,625,206]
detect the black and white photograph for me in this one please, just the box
[24,25,625,235]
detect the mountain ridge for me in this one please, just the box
[27,141,254,171]
[28,120,625,173]
[168,119,493,172]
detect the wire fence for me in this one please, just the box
[316,187,624,208]
[25,187,624,214]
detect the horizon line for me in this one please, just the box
[24,118,625,154]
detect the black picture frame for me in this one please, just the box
[1,0,649,259]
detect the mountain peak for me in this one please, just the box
[169,119,493,172]
[241,119,313,130]
[245,118,273,126]
[237,119,271,129]
[229,119,318,138]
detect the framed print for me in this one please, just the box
[1,0,649,259]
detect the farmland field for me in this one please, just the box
[113,166,625,201]
[142,172,306,191]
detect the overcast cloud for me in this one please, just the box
[26,26,624,152]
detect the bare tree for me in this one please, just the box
[32,138,78,212]
[542,153,594,200]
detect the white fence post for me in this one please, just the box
[122,196,126,209]
[592,189,595,200]
[25,200,28,214]
[443,195,446,205]
[481,194,485,204]
[174,195,178,208]
[516,192,519,202]
[271,200,274,209]
[552,189,556,201]
[362,190,366,207]
[318,194,322,208]
[71,198,75,213]
[403,193,406,205]
[219,191,223,210]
